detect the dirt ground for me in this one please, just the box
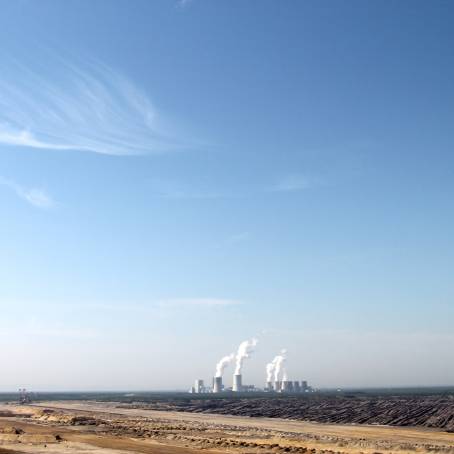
[0,401,453,454]
[129,395,454,431]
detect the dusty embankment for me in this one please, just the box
[0,404,216,454]
[113,395,454,432]
[28,401,454,453]
[1,401,454,454]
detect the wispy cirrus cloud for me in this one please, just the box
[0,316,97,340]
[157,298,241,308]
[0,58,181,155]
[0,177,54,208]
[176,0,193,9]
[150,179,222,200]
[226,231,249,245]
[271,174,323,193]
[149,174,326,201]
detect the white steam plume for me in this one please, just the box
[282,367,288,382]
[215,353,234,378]
[273,349,287,382]
[266,362,275,383]
[266,349,287,382]
[234,338,258,375]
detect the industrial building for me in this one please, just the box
[269,379,312,393]
[189,379,206,394]
[190,340,313,394]
[190,376,312,394]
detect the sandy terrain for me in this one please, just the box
[0,401,453,454]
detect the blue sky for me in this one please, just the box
[1,0,453,391]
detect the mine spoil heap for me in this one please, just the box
[139,394,454,431]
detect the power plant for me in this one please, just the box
[190,339,313,394]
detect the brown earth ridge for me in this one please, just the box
[118,395,454,431]
[2,401,454,454]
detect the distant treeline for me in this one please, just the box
[1,386,454,403]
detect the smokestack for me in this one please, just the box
[232,374,242,392]
[213,376,222,393]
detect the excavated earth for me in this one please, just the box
[119,395,454,431]
[1,398,454,454]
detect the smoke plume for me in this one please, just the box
[266,349,287,382]
[215,353,234,378]
[266,362,275,382]
[282,367,288,382]
[234,338,258,375]
[272,349,287,382]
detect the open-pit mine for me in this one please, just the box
[0,392,453,454]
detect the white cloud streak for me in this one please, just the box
[176,0,193,9]
[0,317,97,340]
[227,231,249,244]
[272,174,322,193]
[0,177,53,208]
[157,298,241,308]
[0,59,180,155]
[150,179,222,200]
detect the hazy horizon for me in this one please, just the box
[1,0,453,391]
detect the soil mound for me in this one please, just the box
[130,394,454,431]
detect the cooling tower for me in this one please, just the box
[232,374,242,392]
[274,380,282,392]
[294,381,301,392]
[213,376,222,393]
[281,381,290,392]
[194,379,204,393]
[266,381,273,391]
